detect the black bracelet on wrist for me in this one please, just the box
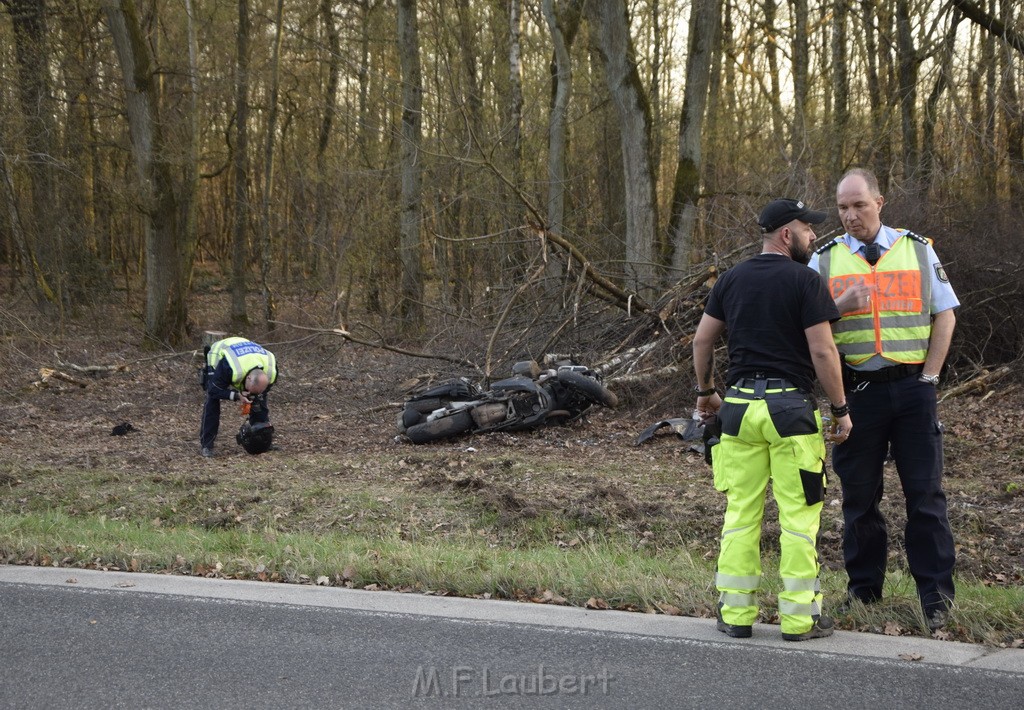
[694,385,717,397]
[830,402,850,417]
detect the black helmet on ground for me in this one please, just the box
[236,422,275,455]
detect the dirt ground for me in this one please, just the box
[2,296,1023,622]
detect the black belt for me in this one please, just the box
[732,377,797,391]
[844,363,922,384]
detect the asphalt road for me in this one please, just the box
[1,566,1021,709]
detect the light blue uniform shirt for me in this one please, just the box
[807,224,959,371]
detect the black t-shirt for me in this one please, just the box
[704,254,840,393]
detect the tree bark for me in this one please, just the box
[895,0,920,192]
[949,0,1024,55]
[542,0,584,238]
[397,0,424,329]
[667,0,720,278]
[102,0,188,345]
[259,0,285,325]
[591,0,657,298]
[790,0,811,172]
[6,0,63,308]
[230,0,251,328]
[830,0,850,177]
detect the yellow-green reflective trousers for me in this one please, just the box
[712,391,827,635]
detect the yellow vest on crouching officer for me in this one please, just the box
[207,337,277,389]
[815,229,933,365]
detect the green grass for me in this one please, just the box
[1,455,1021,647]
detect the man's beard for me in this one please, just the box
[790,242,812,265]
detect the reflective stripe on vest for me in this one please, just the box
[818,232,932,365]
[207,337,278,387]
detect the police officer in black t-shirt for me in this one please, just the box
[692,198,852,641]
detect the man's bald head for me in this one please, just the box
[244,369,269,395]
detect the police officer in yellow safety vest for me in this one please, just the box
[808,168,958,632]
[200,337,278,458]
[693,198,852,641]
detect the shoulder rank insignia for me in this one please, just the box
[814,238,841,255]
[897,229,930,245]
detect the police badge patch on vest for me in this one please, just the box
[934,263,949,283]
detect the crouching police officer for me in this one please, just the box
[200,337,277,457]
[693,198,852,641]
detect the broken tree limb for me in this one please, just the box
[268,320,481,371]
[35,368,89,388]
[939,365,1011,403]
[528,222,653,315]
[606,365,685,385]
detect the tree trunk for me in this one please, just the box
[7,0,63,308]
[318,0,341,285]
[230,0,251,328]
[259,0,285,325]
[790,0,810,180]
[591,0,657,298]
[922,9,961,193]
[542,0,584,238]
[397,0,424,329]
[102,0,188,345]
[763,0,786,143]
[668,0,720,278]
[895,0,920,192]
[830,0,850,177]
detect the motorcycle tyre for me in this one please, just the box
[397,408,423,434]
[405,410,474,444]
[556,370,618,408]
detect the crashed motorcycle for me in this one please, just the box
[397,360,618,444]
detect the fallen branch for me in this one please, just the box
[528,223,654,315]
[268,320,480,371]
[606,365,685,385]
[35,368,89,388]
[939,365,1012,402]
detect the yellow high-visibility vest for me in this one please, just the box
[816,231,932,365]
[207,337,278,387]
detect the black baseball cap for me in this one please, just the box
[758,198,827,233]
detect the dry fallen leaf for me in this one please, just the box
[883,620,903,636]
[65,578,78,584]
[541,589,567,605]
[898,653,924,662]
[655,603,682,616]
[316,576,330,586]
[585,597,609,610]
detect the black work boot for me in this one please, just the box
[782,615,835,642]
[716,604,753,638]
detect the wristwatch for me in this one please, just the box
[919,373,940,386]
[694,384,717,397]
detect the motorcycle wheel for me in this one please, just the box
[556,370,618,408]
[396,407,423,434]
[405,410,474,444]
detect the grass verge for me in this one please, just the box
[2,510,1021,647]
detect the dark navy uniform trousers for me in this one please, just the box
[832,373,955,614]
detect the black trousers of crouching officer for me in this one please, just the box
[200,387,271,450]
[832,370,955,614]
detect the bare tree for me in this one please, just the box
[101,0,189,345]
[542,0,584,238]
[4,0,62,308]
[591,0,657,297]
[230,0,251,328]
[667,0,720,278]
[398,0,424,328]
